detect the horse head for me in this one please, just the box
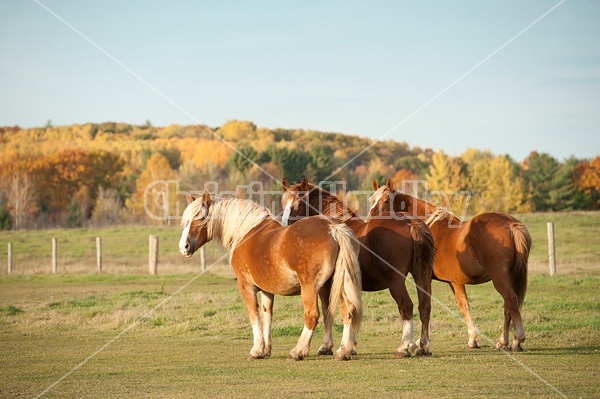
[179,190,212,257]
[368,178,396,217]
[280,178,315,226]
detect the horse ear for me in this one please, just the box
[185,193,198,204]
[300,178,309,191]
[201,190,211,208]
[386,178,394,190]
[372,179,380,191]
[282,177,290,190]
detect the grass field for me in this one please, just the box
[0,274,598,398]
[0,211,599,276]
[0,212,599,398]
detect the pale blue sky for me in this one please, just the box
[1,0,599,162]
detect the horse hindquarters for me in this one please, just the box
[471,214,531,352]
[500,222,531,351]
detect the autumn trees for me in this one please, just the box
[0,149,124,228]
[0,121,598,230]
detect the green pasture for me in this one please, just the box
[0,211,598,398]
[515,212,600,275]
[0,226,225,275]
[0,211,598,276]
[0,274,598,398]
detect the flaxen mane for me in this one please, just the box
[182,197,271,250]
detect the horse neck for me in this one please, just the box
[396,192,463,226]
[393,192,428,215]
[310,191,357,221]
[207,198,270,250]
[394,192,446,219]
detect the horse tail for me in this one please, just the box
[328,223,363,332]
[509,222,531,309]
[409,219,435,285]
[409,219,435,331]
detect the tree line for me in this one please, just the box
[0,120,598,229]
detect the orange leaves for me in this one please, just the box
[391,169,419,187]
[574,156,600,194]
[1,149,125,214]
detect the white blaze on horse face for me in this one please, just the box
[281,198,293,226]
[369,191,384,213]
[179,222,191,255]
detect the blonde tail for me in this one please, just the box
[328,223,363,332]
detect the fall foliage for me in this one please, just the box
[0,122,597,229]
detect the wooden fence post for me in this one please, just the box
[52,238,57,274]
[547,222,556,277]
[149,235,158,275]
[7,243,12,274]
[96,237,102,273]
[200,246,206,272]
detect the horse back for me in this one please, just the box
[463,213,527,277]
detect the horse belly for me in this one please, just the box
[357,250,390,291]
[254,263,301,296]
[232,241,302,296]
[433,238,490,285]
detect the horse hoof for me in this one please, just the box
[394,350,411,358]
[495,342,508,351]
[288,351,308,361]
[511,344,524,352]
[249,353,265,360]
[467,343,481,349]
[317,348,334,356]
[415,348,432,357]
[351,349,357,356]
[335,352,351,361]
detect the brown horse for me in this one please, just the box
[179,191,363,360]
[281,178,435,357]
[369,179,531,351]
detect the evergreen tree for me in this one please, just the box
[308,144,335,182]
[525,152,575,211]
[228,145,258,175]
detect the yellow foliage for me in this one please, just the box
[128,154,177,224]
[191,139,232,168]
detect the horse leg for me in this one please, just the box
[496,302,512,350]
[449,282,480,349]
[317,284,334,356]
[389,278,415,358]
[260,291,274,357]
[336,300,356,360]
[491,279,525,352]
[238,281,265,359]
[415,277,432,357]
[289,288,319,361]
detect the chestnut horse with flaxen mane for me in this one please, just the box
[369,179,531,351]
[281,178,435,357]
[179,191,362,360]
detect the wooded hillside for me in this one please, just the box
[0,120,598,229]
